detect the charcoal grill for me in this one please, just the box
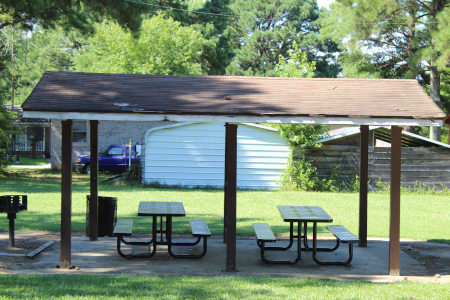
[0,195,28,247]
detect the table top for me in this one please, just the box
[138,202,186,216]
[278,206,333,222]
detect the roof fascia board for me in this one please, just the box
[23,111,443,126]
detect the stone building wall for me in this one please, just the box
[50,120,176,171]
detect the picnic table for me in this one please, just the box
[254,206,359,265]
[113,201,210,259]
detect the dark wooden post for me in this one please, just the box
[224,123,237,271]
[359,125,369,247]
[223,126,227,244]
[60,119,73,269]
[389,126,402,276]
[89,120,99,241]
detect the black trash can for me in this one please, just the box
[86,196,117,237]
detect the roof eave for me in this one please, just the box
[22,111,443,127]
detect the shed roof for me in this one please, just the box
[318,126,450,148]
[22,71,445,126]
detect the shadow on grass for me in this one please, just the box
[428,239,450,244]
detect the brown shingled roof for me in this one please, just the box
[22,71,445,120]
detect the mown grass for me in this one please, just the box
[0,170,449,243]
[0,275,448,299]
[6,157,49,167]
[1,170,449,298]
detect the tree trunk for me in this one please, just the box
[429,65,441,141]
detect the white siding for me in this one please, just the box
[144,123,289,189]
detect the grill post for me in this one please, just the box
[8,213,16,247]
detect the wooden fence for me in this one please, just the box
[296,145,450,191]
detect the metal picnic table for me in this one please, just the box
[114,201,210,258]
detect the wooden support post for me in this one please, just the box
[60,119,73,269]
[89,120,99,241]
[223,126,227,244]
[359,125,369,247]
[389,126,402,276]
[224,123,237,271]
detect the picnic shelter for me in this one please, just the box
[21,71,446,275]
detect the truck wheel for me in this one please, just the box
[83,163,90,174]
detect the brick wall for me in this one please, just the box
[50,120,176,170]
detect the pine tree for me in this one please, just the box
[225,0,336,77]
[1,0,165,32]
[320,0,450,140]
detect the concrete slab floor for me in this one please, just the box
[2,233,449,283]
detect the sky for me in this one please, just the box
[317,0,334,8]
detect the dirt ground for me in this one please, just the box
[0,231,66,273]
[1,231,449,279]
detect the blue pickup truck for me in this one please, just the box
[75,144,140,174]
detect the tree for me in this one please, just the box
[0,25,80,106]
[186,0,236,75]
[225,0,324,77]
[74,15,206,76]
[0,0,155,32]
[320,0,450,141]
[274,41,316,78]
[0,105,14,172]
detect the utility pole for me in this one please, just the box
[11,26,14,110]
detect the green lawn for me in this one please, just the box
[1,170,449,242]
[6,157,49,167]
[0,275,448,299]
[1,170,449,297]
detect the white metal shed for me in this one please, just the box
[144,122,290,189]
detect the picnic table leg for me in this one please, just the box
[8,213,16,247]
[159,216,165,243]
[166,218,207,258]
[312,223,354,266]
[152,216,158,253]
[258,222,295,251]
[259,222,302,264]
[302,222,340,252]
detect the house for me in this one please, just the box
[298,126,450,190]
[8,105,51,158]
